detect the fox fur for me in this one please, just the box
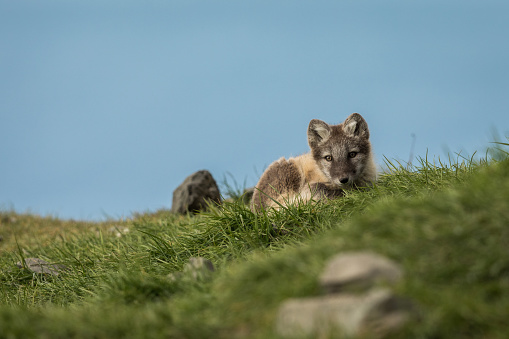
[251,113,377,212]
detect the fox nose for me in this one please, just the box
[340,177,349,184]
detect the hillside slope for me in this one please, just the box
[1,156,508,338]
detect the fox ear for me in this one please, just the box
[343,113,369,138]
[308,119,331,147]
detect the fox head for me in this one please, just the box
[307,113,373,188]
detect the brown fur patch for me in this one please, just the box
[251,157,302,211]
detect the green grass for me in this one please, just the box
[1,150,509,338]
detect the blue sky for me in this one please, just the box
[1,0,508,220]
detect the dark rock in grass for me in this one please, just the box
[242,187,255,204]
[319,252,402,294]
[271,223,289,236]
[171,170,221,214]
[16,258,68,276]
[276,288,416,338]
[222,187,255,205]
[1,215,17,224]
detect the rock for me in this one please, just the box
[168,257,215,282]
[276,251,416,337]
[319,252,403,294]
[271,223,289,236]
[171,170,221,214]
[167,272,182,282]
[16,258,68,276]
[184,257,215,280]
[276,288,415,338]
[1,215,17,224]
[242,187,255,204]
[222,187,255,205]
[108,226,130,238]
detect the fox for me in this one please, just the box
[250,113,377,212]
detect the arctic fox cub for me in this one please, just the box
[251,113,377,212]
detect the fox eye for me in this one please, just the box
[324,155,333,162]
[348,152,358,158]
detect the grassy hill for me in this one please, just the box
[1,150,509,338]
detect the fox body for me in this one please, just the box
[251,113,377,212]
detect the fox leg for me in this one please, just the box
[309,183,344,200]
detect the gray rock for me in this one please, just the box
[184,257,215,280]
[320,252,403,294]
[1,215,17,224]
[242,187,255,204]
[168,257,215,282]
[108,226,130,238]
[16,258,68,276]
[222,187,254,205]
[276,288,415,338]
[171,170,221,214]
[167,271,182,282]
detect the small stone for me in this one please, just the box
[271,223,288,236]
[169,257,215,282]
[109,226,130,238]
[275,288,415,338]
[320,252,402,294]
[1,215,17,224]
[184,257,215,280]
[168,272,183,282]
[16,258,68,276]
[186,257,215,272]
[171,170,221,214]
